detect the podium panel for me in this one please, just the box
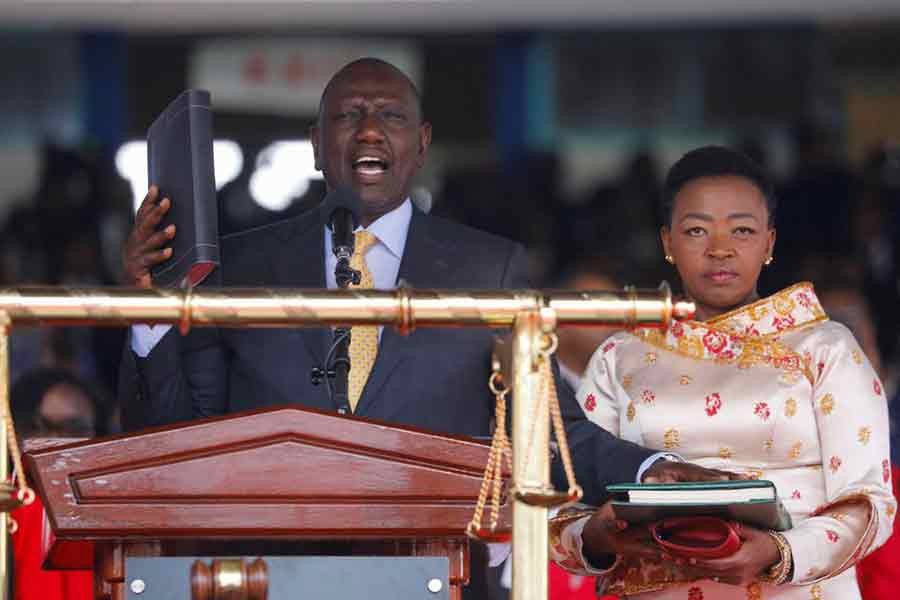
[126,556,450,600]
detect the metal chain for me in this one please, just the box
[469,331,583,538]
[540,337,582,503]
[467,370,512,540]
[0,318,34,512]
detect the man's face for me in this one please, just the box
[311,62,432,225]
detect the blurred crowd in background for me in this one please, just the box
[0,24,898,471]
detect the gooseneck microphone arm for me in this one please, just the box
[312,188,363,413]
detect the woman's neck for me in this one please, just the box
[689,289,760,322]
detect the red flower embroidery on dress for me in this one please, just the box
[817,361,825,377]
[602,341,616,354]
[874,379,883,396]
[797,292,812,308]
[791,490,801,500]
[688,587,704,600]
[826,530,839,543]
[754,402,771,421]
[702,330,728,354]
[776,355,801,371]
[884,459,891,483]
[830,456,843,473]
[772,314,796,331]
[672,322,684,338]
[641,389,656,405]
[744,324,761,337]
[705,393,722,417]
[584,393,597,412]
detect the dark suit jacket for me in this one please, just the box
[120,206,653,481]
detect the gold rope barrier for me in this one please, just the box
[0,283,692,600]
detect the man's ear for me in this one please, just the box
[416,122,432,168]
[310,125,322,171]
[766,227,777,259]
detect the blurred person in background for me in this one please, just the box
[11,367,102,440]
[565,148,663,276]
[813,262,900,600]
[549,257,628,600]
[554,258,626,392]
[772,119,858,290]
[9,367,102,600]
[1,143,127,410]
[550,146,895,599]
[852,143,900,369]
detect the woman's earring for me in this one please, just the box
[665,255,675,265]
[764,256,774,266]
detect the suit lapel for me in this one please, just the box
[271,212,329,366]
[354,211,452,416]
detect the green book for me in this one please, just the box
[606,480,792,531]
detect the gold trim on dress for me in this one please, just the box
[630,282,829,379]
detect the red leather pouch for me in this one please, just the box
[649,516,743,559]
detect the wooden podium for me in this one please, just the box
[25,406,511,600]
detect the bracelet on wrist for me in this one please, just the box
[758,530,792,585]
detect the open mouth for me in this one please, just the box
[353,156,389,177]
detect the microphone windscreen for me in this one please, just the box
[319,186,362,227]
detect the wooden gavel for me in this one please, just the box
[191,558,268,600]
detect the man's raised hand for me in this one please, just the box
[122,185,175,288]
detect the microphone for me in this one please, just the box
[316,187,362,414]
[320,187,362,288]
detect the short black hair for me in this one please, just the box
[317,57,424,122]
[661,145,777,228]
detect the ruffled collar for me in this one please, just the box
[632,282,828,379]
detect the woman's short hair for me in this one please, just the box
[661,145,777,228]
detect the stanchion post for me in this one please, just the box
[511,306,548,600]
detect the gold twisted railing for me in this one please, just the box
[0,284,693,600]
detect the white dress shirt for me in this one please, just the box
[132,199,413,357]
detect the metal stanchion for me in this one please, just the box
[511,306,549,600]
[0,285,691,600]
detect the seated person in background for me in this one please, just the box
[554,258,625,392]
[550,146,895,599]
[10,368,98,600]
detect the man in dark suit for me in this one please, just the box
[120,59,735,590]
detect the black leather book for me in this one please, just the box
[147,89,219,288]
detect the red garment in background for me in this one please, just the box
[857,464,900,600]
[549,562,618,600]
[10,496,92,600]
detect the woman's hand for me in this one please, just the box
[581,502,661,567]
[679,525,782,586]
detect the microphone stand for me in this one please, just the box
[331,252,360,413]
[311,189,362,413]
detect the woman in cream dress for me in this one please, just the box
[550,146,895,599]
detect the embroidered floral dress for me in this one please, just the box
[550,283,896,599]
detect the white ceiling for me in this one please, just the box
[3,0,900,32]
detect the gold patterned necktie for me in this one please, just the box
[347,230,379,411]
